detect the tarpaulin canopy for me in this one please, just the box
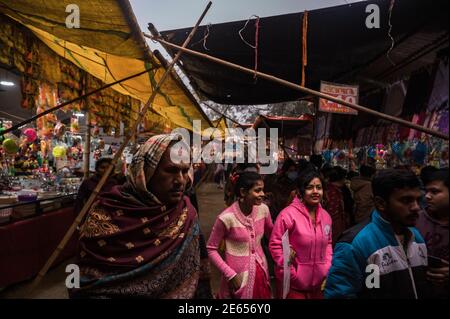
[0,0,213,132]
[161,0,448,105]
[212,116,228,132]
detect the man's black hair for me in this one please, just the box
[425,168,449,188]
[372,169,421,201]
[95,157,113,171]
[420,165,438,186]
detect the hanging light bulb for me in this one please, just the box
[0,81,14,86]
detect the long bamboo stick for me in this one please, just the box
[27,1,213,296]
[144,35,449,141]
[83,110,91,180]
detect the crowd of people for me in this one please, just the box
[72,133,448,299]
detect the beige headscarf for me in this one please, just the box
[125,133,192,205]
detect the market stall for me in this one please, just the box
[0,0,213,289]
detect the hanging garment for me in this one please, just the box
[382,80,407,118]
[402,70,433,116]
[437,110,449,135]
[428,59,449,112]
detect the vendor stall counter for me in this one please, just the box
[0,194,78,288]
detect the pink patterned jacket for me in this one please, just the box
[207,201,273,299]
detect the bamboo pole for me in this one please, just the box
[27,1,213,296]
[82,72,91,180]
[2,67,159,136]
[144,35,449,141]
[83,110,91,180]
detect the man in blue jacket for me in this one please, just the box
[324,169,429,299]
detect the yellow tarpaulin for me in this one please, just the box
[0,0,212,132]
[212,117,228,134]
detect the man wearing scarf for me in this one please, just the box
[69,134,212,299]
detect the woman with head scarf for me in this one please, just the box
[69,133,212,299]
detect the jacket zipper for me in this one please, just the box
[396,237,418,299]
[311,218,316,289]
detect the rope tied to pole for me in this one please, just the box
[238,15,260,80]
[144,36,449,141]
[386,0,397,66]
[191,23,212,51]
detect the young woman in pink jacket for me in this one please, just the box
[269,170,333,299]
[207,172,274,299]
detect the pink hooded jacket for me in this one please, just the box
[269,197,333,296]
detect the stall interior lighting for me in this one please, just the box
[0,81,14,86]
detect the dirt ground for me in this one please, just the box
[0,182,225,299]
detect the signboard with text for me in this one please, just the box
[319,81,359,115]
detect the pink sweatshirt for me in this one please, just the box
[207,201,273,299]
[269,197,333,296]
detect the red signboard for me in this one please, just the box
[319,81,359,115]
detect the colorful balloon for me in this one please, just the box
[52,145,67,158]
[23,128,37,143]
[2,138,19,154]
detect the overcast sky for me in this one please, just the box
[128,0,365,121]
[129,0,365,32]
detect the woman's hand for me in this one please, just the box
[230,273,244,291]
[289,247,296,265]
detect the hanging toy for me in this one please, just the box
[91,125,100,138]
[70,116,79,133]
[2,138,19,154]
[367,146,376,159]
[322,150,332,163]
[23,128,37,143]
[52,145,67,158]
[54,122,66,139]
[40,140,48,157]
[412,141,427,165]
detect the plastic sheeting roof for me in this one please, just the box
[0,0,212,132]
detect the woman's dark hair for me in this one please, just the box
[281,158,297,173]
[95,157,113,171]
[372,169,421,201]
[234,171,263,197]
[297,170,324,196]
[360,165,376,178]
[310,154,324,170]
[326,167,346,182]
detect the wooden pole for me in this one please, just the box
[83,110,91,180]
[27,1,213,296]
[144,35,449,141]
[83,72,91,180]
